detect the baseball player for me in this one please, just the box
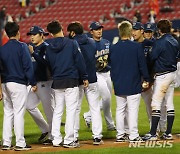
[133,22,167,133]
[143,19,179,141]
[132,22,153,126]
[0,22,37,151]
[46,20,88,148]
[83,21,115,131]
[110,21,150,142]
[26,26,54,144]
[67,21,103,145]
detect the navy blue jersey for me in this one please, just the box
[110,40,150,95]
[46,37,87,82]
[0,39,36,86]
[150,34,179,73]
[30,41,50,82]
[95,38,111,72]
[74,34,97,83]
[141,39,154,82]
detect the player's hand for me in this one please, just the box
[142,81,151,92]
[31,85,37,92]
[28,45,34,54]
[83,80,89,88]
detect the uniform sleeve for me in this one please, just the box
[21,43,36,86]
[137,44,150,82]
[150,40,162,61]
[73,41,88,80]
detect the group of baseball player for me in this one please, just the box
[0,18,179,151]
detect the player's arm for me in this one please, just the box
[28,44,49,66]
[137,44,150,86]
[150,41,162,61]
[73,41,89,86]
[21,43,37,91]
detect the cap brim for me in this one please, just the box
[91,25,104,30]
[27,32,49,36]
[144,29,154,32]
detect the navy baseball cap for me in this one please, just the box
[144,23,154,32]
[27,26,49,36]
[89,21,104,30]
[132,22,144,30]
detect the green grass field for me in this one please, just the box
[0,89,180,153]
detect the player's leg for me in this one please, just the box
[127,94,141,141]
[64,87,79,147]
[2,84,14,148]
[97,72,115,130]
[74,85,84,143]
[161,83,175,140]
[51,89,65,146]
[141,88,152,125]
[7,83,27,147]
[26,86,49,138]
[37,81,54,139]
[159,100,167,133]
[116,96,128,142]
[84,82,103,144]
[144,72,175,140]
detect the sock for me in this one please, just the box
[166,110,175,134]
[150,110,160,135]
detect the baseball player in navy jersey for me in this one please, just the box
[143,19,179,141]
[67,21,103,145]
[144,22,167,133]
[0,22,37,151]
[46,20,88,148]
[26,26,54,144]
[132,22,153,126]
[110,21,150,142]
[83,21,115,130]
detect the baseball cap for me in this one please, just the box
[132,22,144,30]
[144,23,154,32]
[27,26,49,36]
[89,21,104,30]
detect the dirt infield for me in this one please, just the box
[0,135,180,153]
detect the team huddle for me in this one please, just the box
[0,19,179,151]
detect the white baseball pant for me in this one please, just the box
[26,81,54,138]
[52,87,79,145]
[116,94,141,140]
[83,71,115,129]
[151,72,175,111]
[2,82,28,147]
[74,83,102,140]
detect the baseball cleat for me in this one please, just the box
[160,133,173,140]
[116,133,129,142]
[2,145,13,150]
[38,132,48,142]
[14,145,31,151]
[129,136,144,142]
[43,139,53,145]
[142,133,158,141]
[93,138,104,145]
[63,141,78,148]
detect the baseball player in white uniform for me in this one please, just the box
[143,19,179,141]
[26,26,54,144]
[83,21,115,131]
[67,21,103,145]
[0,22,37,151]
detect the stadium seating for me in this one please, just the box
[0,0,179,42]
